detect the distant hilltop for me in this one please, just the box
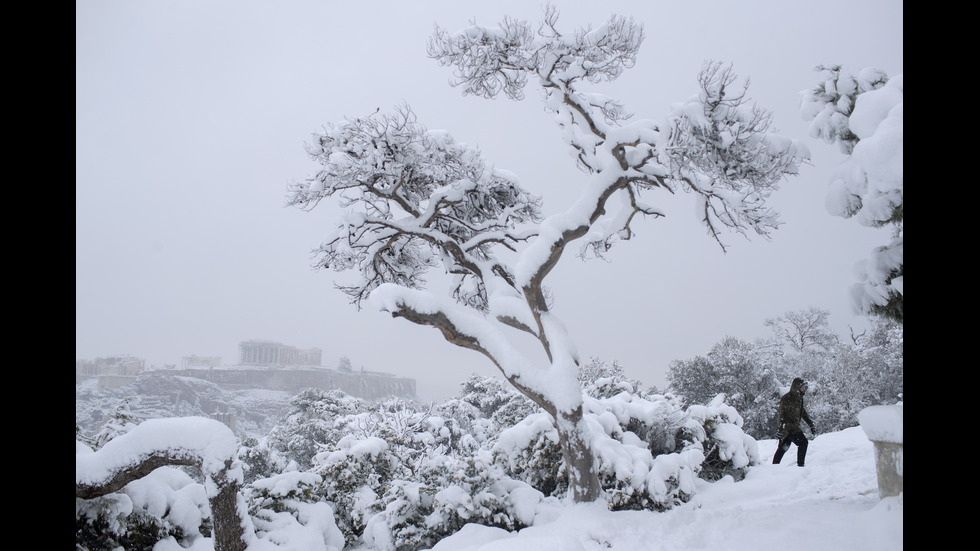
[76,340,416,401]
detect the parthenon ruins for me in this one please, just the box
[238,339,322,367]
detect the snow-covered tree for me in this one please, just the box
[245,470,346,550]
[764,306,839,354]
[801,65,903,323]
[266,388,366,470]
[668,308,902,438]
[666,336,780,438]
[337,356,354,372]
[92,396,142,450]
[289,7,805,502]
[453,374,539,432]
[792,317,903,432]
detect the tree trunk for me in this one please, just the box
[556,405,602,502]
[210,459,248,551]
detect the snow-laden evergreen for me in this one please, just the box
[801,66,903,323]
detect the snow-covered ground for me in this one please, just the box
[421,427,902,551]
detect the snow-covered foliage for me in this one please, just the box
[801,66,903,323]
[668,309,902,438]
[246,470,346,551]
[76,417,250,551]
[76,464,212,551]
[266,388,367,471]
[289,7,806,503]
[667,335,782,438]
[78,370,774,550]
[92,395,142,449]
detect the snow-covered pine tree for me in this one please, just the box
[801,66,903,323]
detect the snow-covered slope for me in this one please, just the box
[421,427,902,551]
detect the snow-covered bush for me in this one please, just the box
[75,429,223,551]
[366,451,548,551]
[454,374,540,433]
[246,470,346,551]
[493,412,567,498]
[92,396,142,450]
[492,386,759,511]
[76,372,768,550]
[421,452,541,540]
[432,398,492,456]
[312,435,397,547]
[267,388,366,470]
[685,395,760,482]
[238,435,291,485]
[75,467,206,551]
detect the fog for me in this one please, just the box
[76,0,903,402]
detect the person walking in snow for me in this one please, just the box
[772,377,816,467]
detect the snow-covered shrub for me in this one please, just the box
[491,387,759,510]
[367,451,547,551]
[75,459,211,551]
[312,435,397,547]
[91,396,141,450]
[455,374,539,433]
[76,414,218,551]
[246,470,346,551]
[247,469,321,515]
[580,357,650,399]
[239,435,288,485]
[585,390,703,511]
[432,398,492,455]
[490,396,540,433]
[685,395,761,482]
[457,374,519,418]
[492,412,567,498]
[267,388,366,470]
[420,452,527,538]
[76,499,174,551]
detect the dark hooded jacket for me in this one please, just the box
[777,378,814,434]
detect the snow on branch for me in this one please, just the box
[76,416,242,497]
[427,7,643,101]
[288,105,542,309]
[801,65,902,323]
[661,61,808,247]
[76,417,251,551]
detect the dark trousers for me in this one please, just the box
[772,430,808,466]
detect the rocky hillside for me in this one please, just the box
[75,373,294,439]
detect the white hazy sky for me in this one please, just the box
[76,0,903,402]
